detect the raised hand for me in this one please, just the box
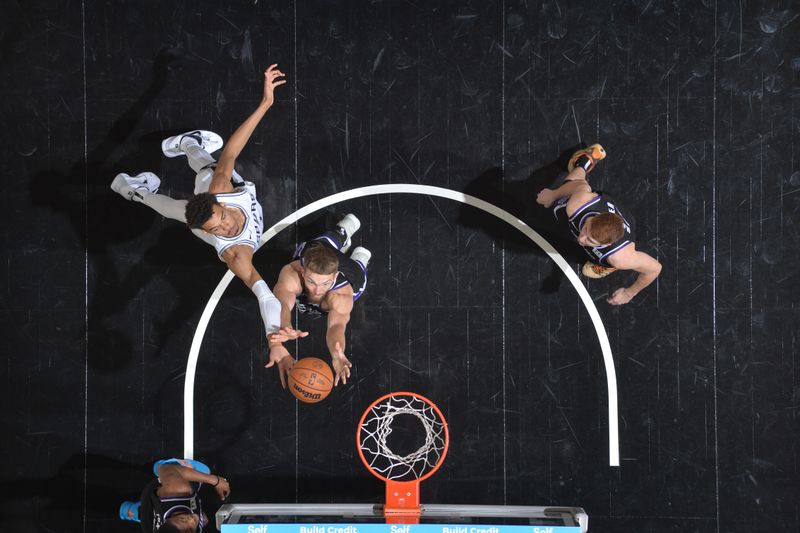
[331,341,352,386]
[262,64,287,107]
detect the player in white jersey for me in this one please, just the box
[110,64,305,348]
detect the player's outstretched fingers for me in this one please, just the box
[265,64,287,84]
[268,327,308,345]
[277,356,295,389]
[332,342,352,386]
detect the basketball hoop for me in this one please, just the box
[357,392,449,522]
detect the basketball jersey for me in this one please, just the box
[295,293,327,317]
[212,181,264,260]
[293,242,367,316]
[139,479,206,533]
[552,192,635,266]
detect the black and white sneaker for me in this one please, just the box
[349,246,371,268]
[161,130,224,158]
[336,213,361,253]
[110,172,161,203]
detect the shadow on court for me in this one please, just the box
[24,46,299,374]
[458,146,589,295]
[0,453,153,532]
[25,47,217,375]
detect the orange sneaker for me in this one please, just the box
[581,261,618,279]
[568,144,607,173]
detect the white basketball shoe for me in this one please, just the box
[110,172,161,203]
[161,130,224,158]
[349,246,371,268]
[336,213,361,253]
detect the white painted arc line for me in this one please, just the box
[183,183,620,466]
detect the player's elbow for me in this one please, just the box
[230,256,258,285]
[274,288,296,307]
[647,259,663,278]
[227,252,245,272]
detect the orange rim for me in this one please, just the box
[356,391,449,483]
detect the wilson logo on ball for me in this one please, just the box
[292,383,322,400]
[288,357,334,403]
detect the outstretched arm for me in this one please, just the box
[157,464,231,501]
[208,64,287,194]
[326,295,353,385]
[536,167,591,208]
[273,264,303,331]
[223,246,306,342]
[265,264,305,376]
[606,246,663,305]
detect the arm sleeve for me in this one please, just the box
[252,280,281,335]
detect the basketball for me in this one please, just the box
[288,357,334,403]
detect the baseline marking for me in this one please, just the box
[183,184,620,466]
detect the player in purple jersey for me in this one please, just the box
[536,144,662,305]
[268,215,371,387]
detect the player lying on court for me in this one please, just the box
[110,63,305,347]
[119,458,229,532]
[266,215,371,387]
[536,144,662,305]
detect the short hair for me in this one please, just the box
[302,243,339,275]
[185,193,218,229]
[589,213,624,245]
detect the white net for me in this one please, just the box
[358,393,448,482]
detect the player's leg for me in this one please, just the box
[309,213,361,252]
[542,143,606,197]
[161,130,224,194]
[185,140,246,193]
[568,144,606,175]
[348,246,371,301]
[111,172,216,246]
[112,172,186,220]
[110,172,161,203]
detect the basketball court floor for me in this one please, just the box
[1,1,798,532]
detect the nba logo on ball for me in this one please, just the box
[288,357,334,403]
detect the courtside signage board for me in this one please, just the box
[221,525,581,533]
